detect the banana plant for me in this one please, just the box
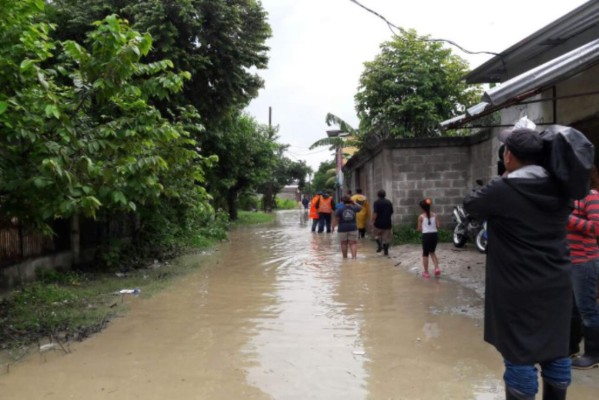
[309,113,361,151]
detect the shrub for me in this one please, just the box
[392,223,453,245]
[238,193,260,211]
[275,198,298,210]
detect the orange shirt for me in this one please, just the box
[318,196,333,214]
[309,196,320,219]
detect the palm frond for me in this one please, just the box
[325,113,358,135]
[309,137,344,150]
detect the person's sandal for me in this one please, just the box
[434,268,441,277]
[422,271,430,279]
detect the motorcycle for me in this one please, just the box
[453,180,486,253]
[475,220,488,253]
[452,204,485,252]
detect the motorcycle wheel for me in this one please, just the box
[475,229,487,253]
[453,224,467,248]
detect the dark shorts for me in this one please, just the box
[422,232,438,256]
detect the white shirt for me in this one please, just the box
[421,216,437,234]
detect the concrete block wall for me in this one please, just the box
[346,130,495,229]
[391,146,471,227]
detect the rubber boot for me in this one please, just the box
[542,380,567,400]
[569,315,583,357]
[572,325,599,369]
[383,244,389,256]
[376,239,382,253]
[506,386,534,400]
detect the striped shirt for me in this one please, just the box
[566,189,599,264]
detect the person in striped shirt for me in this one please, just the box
[567,165,599,370]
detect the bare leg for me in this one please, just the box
[431,253,440,276]
[422,256,430,278]
[341,242,348,258]
[350,241,357,259]
[431,253,439,269]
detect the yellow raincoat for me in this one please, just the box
[351,194,370,230]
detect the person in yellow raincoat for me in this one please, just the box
[351,188,370,238]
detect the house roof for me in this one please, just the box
[441,37,599,129]
[465,0,599,84]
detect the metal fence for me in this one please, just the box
[0,218,56,268]
[0,216,132,270]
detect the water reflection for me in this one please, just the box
[244,211,503,400]
[244,212,368,399]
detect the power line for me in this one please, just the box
[348,0,499,57]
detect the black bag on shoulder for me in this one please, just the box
[540,125,595,200]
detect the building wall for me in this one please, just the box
[346,131,495,228]
[500,64,599,142]
[556,63,599,125]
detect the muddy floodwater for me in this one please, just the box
[1,210,598,399]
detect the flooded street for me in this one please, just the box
[1,210,598,399]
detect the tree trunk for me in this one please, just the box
[71,214,80,267]
[227,188,239,221]
[262,184,273,212]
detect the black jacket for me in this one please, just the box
[464,175,571,363]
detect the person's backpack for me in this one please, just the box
[540,125,595,199]
[341,206,356,222]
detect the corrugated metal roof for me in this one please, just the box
[441,38,599,129]
[466,0,599,84]
[484,37,599,104]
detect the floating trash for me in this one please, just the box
[115,288,140,296]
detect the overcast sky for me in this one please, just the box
[245,0,588,172]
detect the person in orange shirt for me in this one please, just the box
[317,191,335,233]
[309,192,321,232]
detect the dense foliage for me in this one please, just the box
[355,30,481,138]
[0,0,292,278]
[1,1,211,231]
[311,160,336,194]
[47,0,271,128]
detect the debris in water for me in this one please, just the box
[115,288,140,296]
[352,350,366,356]
[39,343,58,352]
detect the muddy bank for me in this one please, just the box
[390,242,486,297]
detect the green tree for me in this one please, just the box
[202,113,280,220]
[258,157,312,211]
[355,30,481,138]
[47,0,271,128]
[0,2,211,232]
[311,161,336,194]
[286,160,312,190]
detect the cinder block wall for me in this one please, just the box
[347,130,495,229]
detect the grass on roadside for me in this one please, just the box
[235,210,275,225]
[0,255,210,361]
[392,223,453,245]
[1,208,277,360]
[275,198,298,210]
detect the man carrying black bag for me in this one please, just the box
[464,127,574,400]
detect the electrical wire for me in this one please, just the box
[348,0,499,57]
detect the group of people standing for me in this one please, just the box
[307,189,393,258]
[306,189,442,278]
